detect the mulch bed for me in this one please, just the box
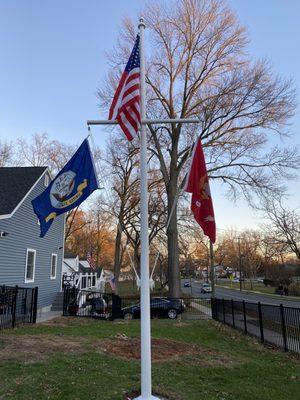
[101,333,235,367]
[102,334,199,362]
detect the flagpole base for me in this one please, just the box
[133,396,161,400]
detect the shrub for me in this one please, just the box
[288,283,300,296]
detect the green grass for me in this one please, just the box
[107,280,168,297]
[216,280,276,295]
[0,318,299,400]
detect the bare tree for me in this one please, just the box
[262,197,300,260]
[0,141,14,166]
[17,133,76,173]
[106,136,140,289]
[98,0,298,296]
[259,233,287,276]
[104,135,168,290]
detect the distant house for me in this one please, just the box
[0,167,65,314]
[62,252,98,290]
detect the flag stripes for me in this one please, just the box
[108,36,141,141]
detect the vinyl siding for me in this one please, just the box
[0,173,64,309]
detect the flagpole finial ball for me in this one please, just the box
[139,17,146,28]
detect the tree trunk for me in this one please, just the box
[113,228,122,294]
[167,185,181,298]
[133,244,140,276]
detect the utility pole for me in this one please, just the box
[210,240,215,297]
[238,237,242,292]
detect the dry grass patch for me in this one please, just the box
[39,317,99,328]
[0,334,91,364]
[101,333,237,366]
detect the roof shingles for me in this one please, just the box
[0,167,47,216]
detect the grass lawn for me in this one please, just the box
[216,280,277,295]
[0,318,299,400]
[106,280,168,297]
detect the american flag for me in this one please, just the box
[87,251,96,270]
[109,277,116,292]
[109,35,140,141]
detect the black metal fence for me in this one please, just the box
[212,298,300,355]
[63,287,211,320]
[63,288,115,318]
[0,285,38,330]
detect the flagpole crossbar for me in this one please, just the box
[87,118,200,126]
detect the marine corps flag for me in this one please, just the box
[185,138,216,243]
[32,139,99,237]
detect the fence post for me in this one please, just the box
[62,288,67,316]
[30,288,34,322]
[11,285,18,328]
[32,287,38,323]
[211,297,216,320]
[222,298,226,324]
[231,299,235,328]
[280,304,288,352]
[258,302,264,343]
[243,300,247,334]
[23,288,28,316]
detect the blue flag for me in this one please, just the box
[32,138,99,237]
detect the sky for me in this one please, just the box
[0,0,299,232]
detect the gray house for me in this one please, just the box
[0,167,65,314]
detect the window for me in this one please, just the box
[50,254,57,279]
[25,249,36,283]
[92,275,96,287]
[81,276,87,289]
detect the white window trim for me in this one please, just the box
[50,253,57,280]
[25,248,36,283]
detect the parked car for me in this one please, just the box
[184,281,191,287]
[201,283,212,293]
[122,298,186,320]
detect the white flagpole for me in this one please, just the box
[135,17,159,400]
[87,17,201,400]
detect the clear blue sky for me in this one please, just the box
[0,0,299,231]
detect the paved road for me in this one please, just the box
[181,279,300,308]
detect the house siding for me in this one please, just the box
[0,173,64,310]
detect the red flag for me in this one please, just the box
[185,138,216,243]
